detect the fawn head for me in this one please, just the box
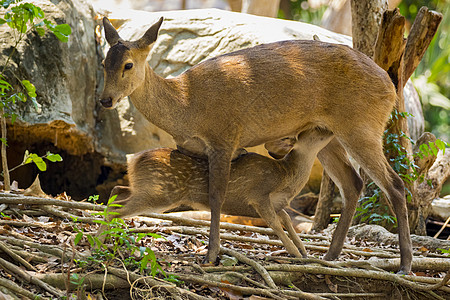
[99,17,163,108]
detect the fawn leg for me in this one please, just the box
[278,209,307,258]
[255,204,303,258]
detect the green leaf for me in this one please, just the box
[29,153,46,171]
[21,80,37,98]
[35,26,45,36]
[74,231,83,245]
[0,78,11,90]
[45,152,62,162]
[435,139,446,153]
[54,23,71,35]
[86,234,95,247]
[429,142,438,156]
[107,194,118,206]
[53,30,68,43]
[0,138,7,146]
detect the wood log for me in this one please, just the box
[414,151,450,234]
[403,6,443,86]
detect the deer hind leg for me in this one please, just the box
[317,138,363,261]
[254,204,304,258]
[339,133,412,274]
[277,209,307,258]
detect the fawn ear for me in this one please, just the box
[103,17,121,46]
[265,136,297,159]
[137,17,163,49]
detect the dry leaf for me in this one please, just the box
[362,248,373,252]
[218,280,243,300]
[325,275,338,293]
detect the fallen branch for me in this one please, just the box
[0,240,37,271]
[220,246,277,289]
[170,272,325,300]
[35,272,130,290]
[0,235,79,262]
[41,205,100,224]
[0,192,104,211]
[142,212,328,240]
[0,276,49,300]
[265,263,450,292]
[0,257,64,298]
[107,266,208,300]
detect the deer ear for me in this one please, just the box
[137,17,163,49]
[103,17,121,46]
[265,136,297,159]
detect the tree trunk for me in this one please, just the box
[242,0,281,18]
[350,0,388,57]
[322,0,352,36]
[1,112,10,192]
[312,171,337,231]
[227,0,242,12]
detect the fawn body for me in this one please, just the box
[100,17,412,273]
[102,129,334,258]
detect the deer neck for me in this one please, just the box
[282,147,316,185]
[128,64,187,135]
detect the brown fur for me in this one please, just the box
[100,17,412,273]
[98,129,334,258]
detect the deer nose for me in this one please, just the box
[100,97,113,108]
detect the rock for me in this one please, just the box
[431,195,450,221]
[1,0,98,156]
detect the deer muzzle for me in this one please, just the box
[100,97,113,108]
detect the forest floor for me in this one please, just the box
[0,190,449,300]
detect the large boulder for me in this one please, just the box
[1,0,98,156]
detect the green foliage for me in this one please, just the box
[0,0,72,115]
[287,0,327,25]
[73,196,179,284]
[1,150,63,177]
[0,0,70,187]
[0,1,71,40]
[356,111,448,226]
[437,248,450,255]
[356,185,397,226]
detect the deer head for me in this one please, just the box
[99,17,163,109]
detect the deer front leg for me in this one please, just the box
[255,205,304,258]
[206,149,233,263]
[277,209,307,258]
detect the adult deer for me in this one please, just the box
[100,17,412,274]
[98,128,334,258]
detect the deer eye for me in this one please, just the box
[124,63,133,70]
